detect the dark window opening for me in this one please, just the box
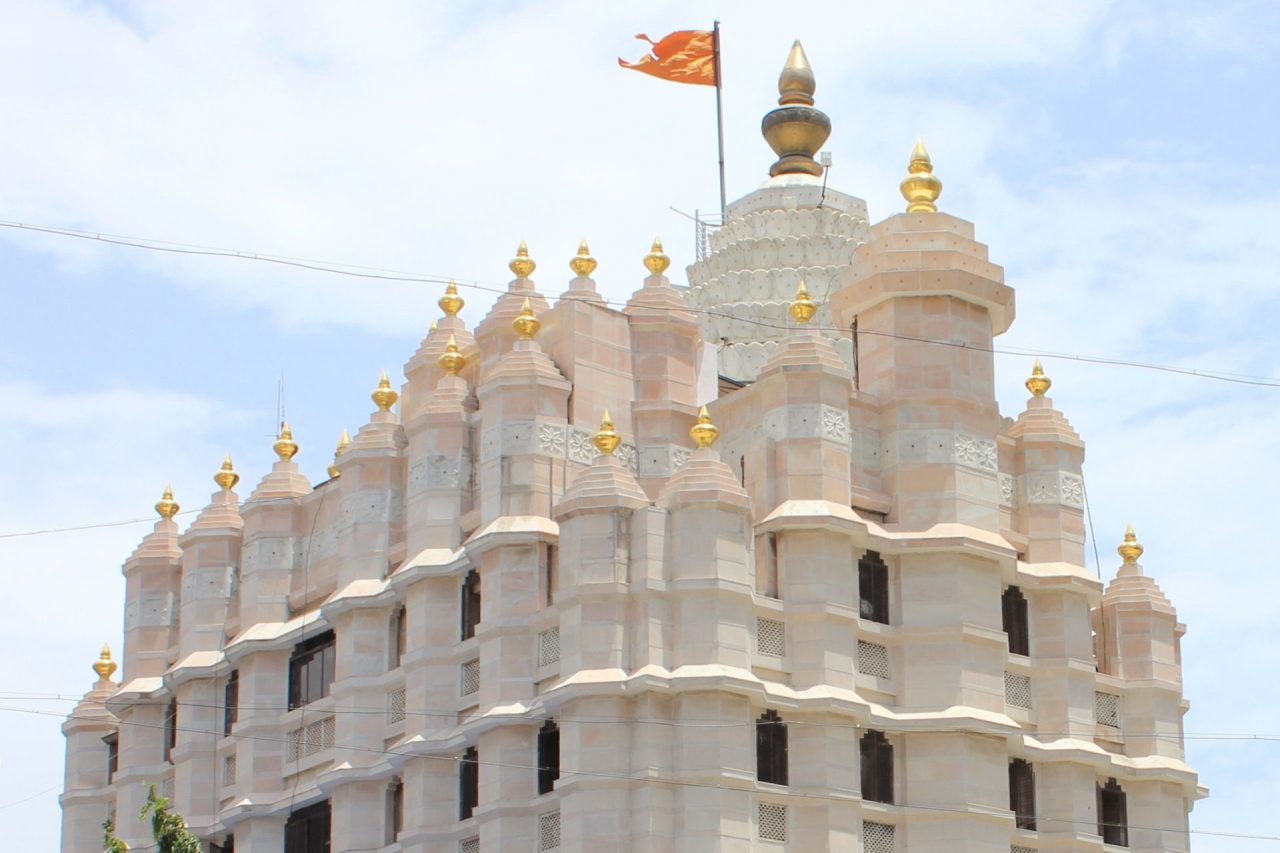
[460,746,479,820]
[288,630,336,710]
[757,532,780,599]
[386,778,404,843]
[1009,758,1036,830]
[858,550,889,624]
[211,836,235,853]
[163,699,178,764]
[860,730,894,804]
[391,606,407,670]
[223,670,239,737]
[104,732,119,784]
[544,545,558,608]
[284,799,331,853]
[461,570,481,641]
[537,720,560,795]
[1097,777,1128,847]
[756,710,788,786]
[1003,586,1030,656]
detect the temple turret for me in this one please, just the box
[59,647,120,853]
[472,243,552,379]
[402,281,479,420]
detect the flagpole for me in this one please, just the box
[713,20,727,221]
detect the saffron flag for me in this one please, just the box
[618,31,717,86]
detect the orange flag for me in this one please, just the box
[618,31,717,86]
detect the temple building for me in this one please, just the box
[61,42,1202,853]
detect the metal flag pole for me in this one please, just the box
[713,20,727,220]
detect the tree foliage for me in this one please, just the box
[101,785,202,853]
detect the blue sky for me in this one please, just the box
[1,1,1278,849]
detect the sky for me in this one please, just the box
[1,0,1278,849]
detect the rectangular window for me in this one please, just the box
[223,671,239,737]
[1003,586,1030,656]
[284,799,331,853]
[288,631,336,710]
[386,778,404,843]
[858,550,889,624]
[460,746,479,820]
[544,545,558,607]
[756,710,788,786]
[104,732,119,784]
[390,606,407,670]
[461,570,481,641]
[1097,778,1128,847]
[860,730,894,804]
[756,533,779,599]
[537,720,560,795]
[163,699,178,764]
[1009,759,1036,830]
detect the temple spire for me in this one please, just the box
[762,40,831,177]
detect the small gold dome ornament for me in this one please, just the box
[509,240,536,279]
[593,409,621,455]
[1118,525,1144,565]
[439,334,466,376]
[513,297,541,340]
[900,139,943,213]
[155,485,180,520]
[372,370,399,412]
[328,429,351,480]
[569,240,597,277]
[761,41,831,178]
[1025,360,1052,397]
[439,280,464,317]
[644,237,670,276]
[214,454,240,491]
[273,422,299,461]
[430,319,438,332]
[690,405,720,449]
[92,644,117,681]
[789,279,817,324]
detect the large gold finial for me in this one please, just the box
[439,280,464,317]
[900,138,943,213]
[155,485,179,520]
[273,422,299,461]
[328,429,351,480]
[762,40,830,177]
[513,297,541,340]
[593,409,621,456]
[509,240,536,279]
[644,237,670,276]
[1025,360,1052,397]
[789,279,817,324]
[690,405,720,449]
[570,240,597,277]
[372,370,399,412]
[438,334,466,376]
[92,644,117,681]
[1118,525,1144,565]
[214,454,240,491]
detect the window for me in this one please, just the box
[1009,759,1036,830]
[1003,586,1030,656]
[858,550,889,624]
[1097,778,1128,847]
[756,710,788,786]
[211,837,234,853]
[461,570,481,641]
[288,631,336,710]
[757,533,779,599]
[860,730,893,804]
[103,733,119,784]
[284,799,331,853]
[390,606,407,670]
[386,778,404,843]
[537,720,560,795]
[460,746,479,820]
[223,670,239,737]
[543,545,558,607]
[163,699,178,764]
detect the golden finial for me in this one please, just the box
[92,644,117,681]
[509,240,536,279]
[1118,525,1144,565]
[438,334,466,376]
[690,405,720,449]
[154,485,179,519]
[762,41,830,177]
[372,370,399,412]
[328,429,350,480]
[900,138,943,213]
[593,409,621,456]
[777,40,816,106]
[570,240,597,277]
[214,454,240,491]
[1025,360,1052,397]
[789,279,817,324]
[643,237,670,276]
[513,297,541,340]
[439,280,464,317]
[430,319,438,332]
[273,422,299,461]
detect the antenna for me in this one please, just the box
[277,374,285,433]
